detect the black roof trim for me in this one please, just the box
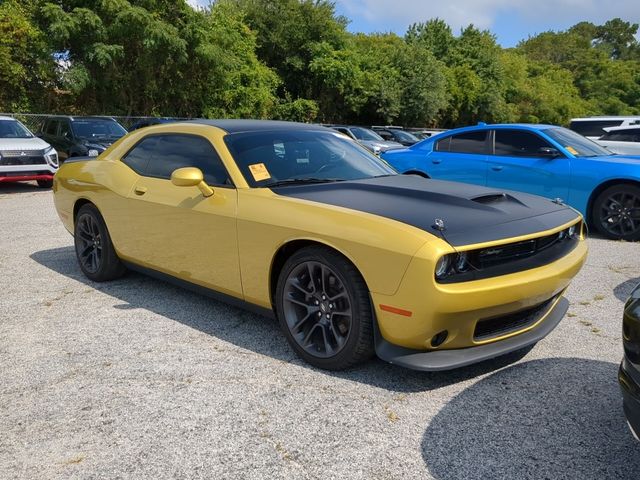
[186,119,329,134]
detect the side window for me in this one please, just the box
[122,136,159,174]
[377,130,392,140]
[46,120,59,136]
[59,120,72,139]
[146,135,230,186]
[603,128,640,142]
[435,136,451,152]
[570,120,623,137]
[446,131,488,154]
[494,130,551,157]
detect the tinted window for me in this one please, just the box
[494,130,551,157]
[145,135,230,186]
[72,119,127,139]
[46,120,59,135]
[122,136,159,174]
[437,131,488,154]
[59,120,72,139]
[569,120,623,137]
[601,128,640,142]
[376,130,393,140]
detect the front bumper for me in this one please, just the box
[372,232,587,351]
[0,163,57,183]
[375,296,567,371]
[619,359,640,440]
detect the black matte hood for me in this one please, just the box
[272,175,580,246]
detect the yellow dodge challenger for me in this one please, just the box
[53,120,587,371]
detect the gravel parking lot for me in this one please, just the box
[1,183,640,479]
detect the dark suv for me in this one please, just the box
[38,116,127,162]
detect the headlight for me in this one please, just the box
[44,146,58,166]
[435,255,451,279]
[88,149,99,157]
[568,224,577,238]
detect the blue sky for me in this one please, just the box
[332,0,640,47]
[188,1,640,47]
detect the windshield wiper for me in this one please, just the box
[264,178,343,188]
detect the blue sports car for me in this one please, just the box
[382,123,640,240]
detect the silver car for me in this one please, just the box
[0,116,58,188]
[329,125,403,154]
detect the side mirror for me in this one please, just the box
[171,167,213,197]
[539,147,560,158]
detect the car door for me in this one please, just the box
[41,119,63,158]
[486,129,570,201]
[120,133,242,297]
[425,130,489,186]
[57,119,75,159]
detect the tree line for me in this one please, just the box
[2,0,639,127]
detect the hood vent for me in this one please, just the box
[471,193,507,204]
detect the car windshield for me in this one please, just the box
[71,120,127,139]
[350,127,384,142]
[224,130,397,187]
[545,127,611,157]
[0,119,33,138]
[392,130,419,142]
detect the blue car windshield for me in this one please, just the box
[224,130,397,187]
[544,127,610,157]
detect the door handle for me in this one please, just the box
[134,186,147,195]
[432,159,442,164]
[491,165,504,171]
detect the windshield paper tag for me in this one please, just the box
[249,163,271,181]
[565,146,578,155]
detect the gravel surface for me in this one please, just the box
[1,182,639,479]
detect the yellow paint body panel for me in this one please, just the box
[53,122,587,354]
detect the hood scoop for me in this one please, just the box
[471,193,507,204]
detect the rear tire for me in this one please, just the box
[591,184,640,241]
[37,179,53,188]
[275,246,374,370]
[74,204,126,281]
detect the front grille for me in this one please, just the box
[474,296,556,341]
[1,149,45,157]
[437,222,581,283]
[476,230,566,268]
[0,155,46,166]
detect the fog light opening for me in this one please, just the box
[431,330,448,348]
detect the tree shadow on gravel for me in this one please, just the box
[422,358,639,480]
[614,277,640,302]
[34,246,537,393]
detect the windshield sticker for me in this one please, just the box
[565,146,579,155]
[248,163,271,182]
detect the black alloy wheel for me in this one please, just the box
[76,212,102,274]
[74,204,126,281]
[275,246,374,370]
[593,185,640,241]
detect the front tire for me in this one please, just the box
[592,184,640,241]
[74,204,126,281]
[275,246,375,370]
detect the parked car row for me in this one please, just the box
[0,115,186,187]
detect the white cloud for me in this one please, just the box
[335,0,640,35]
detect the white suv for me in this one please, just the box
[0,116,58,188]
[595,125,640,155]
[569,116,640,140]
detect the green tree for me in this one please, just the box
[0,0,54,112]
